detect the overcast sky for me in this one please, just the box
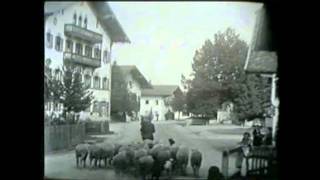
[109,2,263,87]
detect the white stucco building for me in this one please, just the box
[113,65,152,121]
[140,85,183,121]
[44,2,130,121]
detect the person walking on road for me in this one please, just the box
[140,118,155,141]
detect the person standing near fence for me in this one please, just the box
[235,132,252,176]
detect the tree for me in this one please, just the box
[111,64,139,121]
[170,91,186,120]
[185,27,271,121]
[61,67,93,119]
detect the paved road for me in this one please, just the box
[45,121,244,180]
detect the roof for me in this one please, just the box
[142,85,181,97]
[44,2,130,43]
[117,65,152,88]
[244,51,277,74]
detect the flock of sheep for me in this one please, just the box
[75,138,203,180]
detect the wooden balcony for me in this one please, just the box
[63,52,101,68]
[64,24,103,43]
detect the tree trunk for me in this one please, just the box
[178,111,181,120]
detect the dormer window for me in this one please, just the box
[84,17,88,28]
[78,15,82,27]
[73,13,77,25]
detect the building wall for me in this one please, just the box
[140,96,171,121]
[44,2,113,120]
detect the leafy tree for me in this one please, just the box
[170,90,186,120]
[61,67,93,117]
[111,64,139,120]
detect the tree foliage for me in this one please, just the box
[185,27,271,120]
[170,90,186,119]
[111,64,139,116]
[45,61,93,120]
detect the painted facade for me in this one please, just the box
[44,2,129,121]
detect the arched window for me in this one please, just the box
[78,15,82,27]
[73,13,77,25]
[65,39,73,52]
[46,32,53,48]
[94,76,100,89]
[84,17,87,28]
[75,43,83,55]
[102,77,107,90]
[84,74,91,88]
[55,36,63,51]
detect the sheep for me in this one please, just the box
[144,139,154,149]
[176,146,189,175]
[112,151,129,175]
[163,158,174,178]
[138,155,154,180]
[190,149,202,177]
[75,143,89,168]
[98,142,115,168]
[169,144,179,173]
[151,148,171,180]
[88,143,102,168]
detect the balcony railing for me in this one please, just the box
[64,24,103,43]
[64,52,101,68]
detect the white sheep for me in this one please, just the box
[176,146,189,175]
[190,149,202,177]
[75,143,89,168]
[138,155,154,180]
[112,151,129,175]
[88,143,101,168]
[98,142,115,168]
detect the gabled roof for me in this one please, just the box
[44,2,130,43]
[117,65,152,88]
[142,85,181,97]
[244,51,277,74]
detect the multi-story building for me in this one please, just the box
[244,5,278,142]
[112,65,152,121]
[44,2,130,121]
[140,85,183,121]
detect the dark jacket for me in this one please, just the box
[141,121,155,140]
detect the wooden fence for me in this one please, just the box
[44,123,86,153]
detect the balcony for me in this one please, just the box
[64,24,103,43]
[64,52,101,68]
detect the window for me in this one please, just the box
[102,77,107,90]
[106,78,110,90]
[103,50,109,63]
[85,45,92,57]
[46,32,53,48]
[94,76,100,89]
[78,15,82,27]
[129,81,132,89]
[94,48,100,59]
[65,39,73,52]
[146,100,149,105]
[55,36,63,51]
[156,100,159,105]
[75,43,83,55]
[53,17,57,25]
[73,13,77,24]
[84,74,91,88]
[84,17,87,28]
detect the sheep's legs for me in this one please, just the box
[76,156,79,168]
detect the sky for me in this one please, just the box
[109,2,263,87]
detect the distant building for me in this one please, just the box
[44,2,130,121]
[112,65,152,120]
[141,85,183,121]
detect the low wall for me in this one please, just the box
[44,123,86,153]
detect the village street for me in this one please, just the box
[45,120,252,180]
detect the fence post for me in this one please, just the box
[222,150,229,178]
